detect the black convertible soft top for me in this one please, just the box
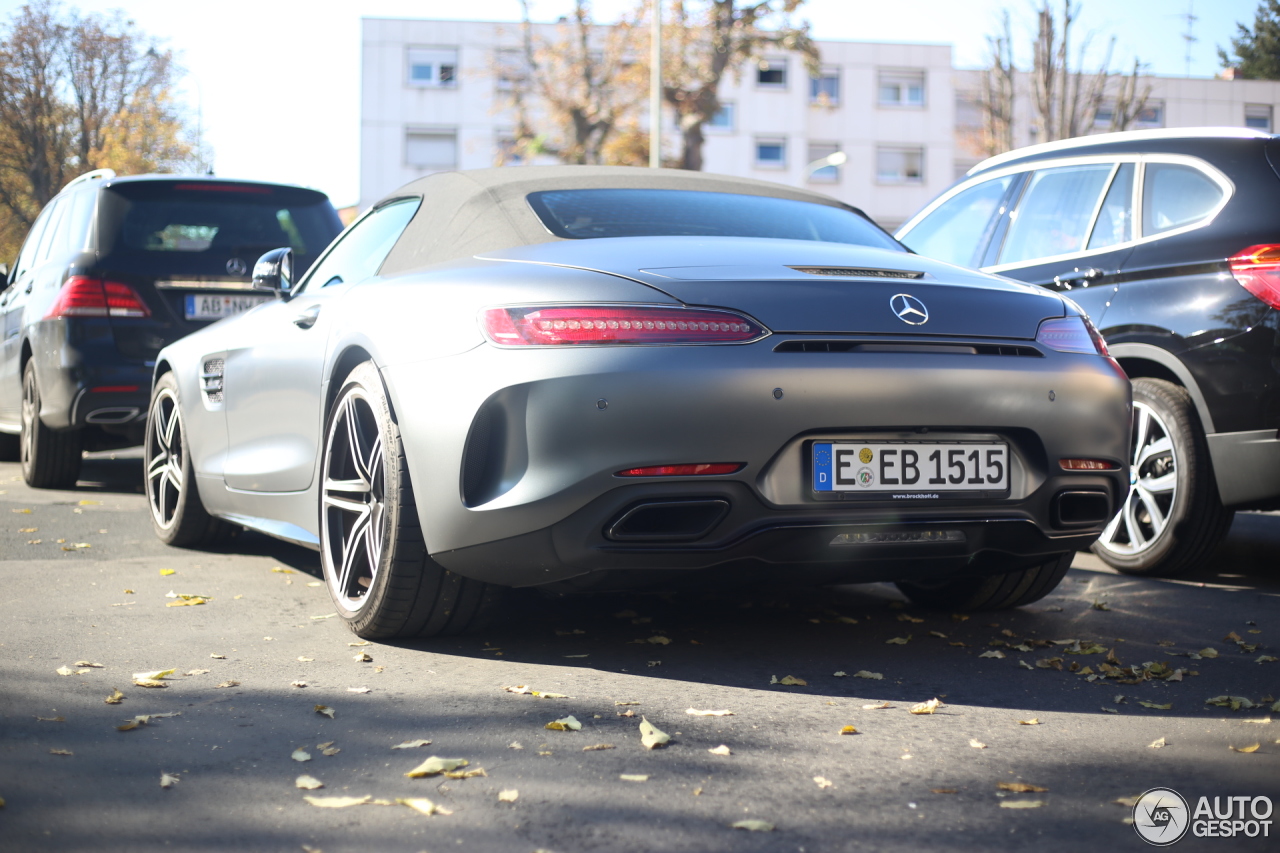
[378,165,867,274]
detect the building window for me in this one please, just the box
[405,129,457,170]
[755,137,787,168]
[756,58,787,88]
[1246,104,1273,132]
[1094,103,1115,128]
[810,67,840,106]
[807,142,841,183]
[877,146,924,184]
[1135,102,1164,128]
[407,47,458,88]
[707,102,735,132]
[495,47,528,91]
[878,70,925,107]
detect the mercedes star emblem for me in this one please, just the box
[226,257,248,276]
[890,293,929,325]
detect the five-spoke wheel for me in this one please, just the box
[1091,377,1233,576]
[144,372,224,546]
[20,360,82,488]
[319,361,500,638]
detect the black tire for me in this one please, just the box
[145,371,227,547]
[20,361,83,488]
[1091,378,1234,576]
[0,431,18,461]
[896,552,1073,611]
[320,361,502,639]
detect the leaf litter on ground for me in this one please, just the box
[639,717,670,749]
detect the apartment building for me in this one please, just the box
[361,17,1280,230]
[360,17,955,229]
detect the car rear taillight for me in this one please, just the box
[617,463,744,477]
[45,276,151,319]
[1228,244,1280,309]
[480,305,766,346]
[1036,315,1108,355]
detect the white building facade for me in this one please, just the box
[361,17,1280,231]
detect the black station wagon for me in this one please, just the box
[897,128,1280,576]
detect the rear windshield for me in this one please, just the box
[101,182,341,274]
[526,189,904,251]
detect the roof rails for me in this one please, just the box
[969,127,1274,176]
[62,168,116,192]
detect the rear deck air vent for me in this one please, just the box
[201,358,225,404]
[773,340,1043,357]
[789,266,925,279]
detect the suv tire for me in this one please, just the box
[1091,378,1234,576]
[896,552,1073,610]
[20,361,83,488]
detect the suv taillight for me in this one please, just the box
[1228,244,1280,309]
[480,305,766,346]
[45,277,151,319]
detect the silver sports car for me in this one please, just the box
[146,166,1130,638]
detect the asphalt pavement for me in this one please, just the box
[1,451,1278,853]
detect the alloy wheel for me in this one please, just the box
[146,388,186,529]
[20,367,37,469]
[1097,400,1178,556]
[321,391,386,612]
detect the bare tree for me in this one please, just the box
[0,1,195,258]
[500,0,647,165]
[659,1,818,171]
[975,0,1150,155]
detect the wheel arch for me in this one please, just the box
[1110,343,1216,434]
[326,346,377,418]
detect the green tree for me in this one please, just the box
[0,1,196,261]
[1220,0,1280,79]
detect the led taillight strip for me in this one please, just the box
[481,305,767,346]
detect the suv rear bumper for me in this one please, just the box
[1209,429,1280,506]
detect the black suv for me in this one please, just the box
[896,128,1280,576]
[0,171,343,487]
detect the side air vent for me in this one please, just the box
[774,340,1043,357]
[201,358,225,404]
[789,266,925,279]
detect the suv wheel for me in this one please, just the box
[896,553,1073,610]
[20,361,83,488]
[1091,378,1233,576]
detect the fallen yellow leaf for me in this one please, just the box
[49,748,73,756]
[1148,737,1166,748]
[709,744,732,755]
[296,775,323,789]
[910,698,944,715]
[685,708,733,716]
[1000,800,1046,809]
[840,726,858,735]
[639,716,670,749]
[159,569,175,576]
[814,776,833,789]
[1017,718,1040,726]
[391,739,433,750]
[104,688,125,705]
[353,653,373,662]
[1138,701,1172,710]
[970,739,987,749]
[160,773,179,788]
[853,671,883,680]
[315,705,335,719]
[398,797,451,816]
[862,702,892,710]
[405,757,468,778]
[292,749,311,762]
[545,715,582,731]
[443,767,486,779]
[1230,743,1261,753]
[731,819,775,831]
[304,795,370,808]
[886,636,911,645]
[498,789,519,802]
[582,743,615,751]
[620,774,649,782]
[771,675,807,686]
[979,650,1005,659]
[999,782,1048,793]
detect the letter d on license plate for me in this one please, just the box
[813,441,1008,496]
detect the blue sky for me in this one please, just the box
[0,0,1263,206]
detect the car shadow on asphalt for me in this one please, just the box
[386,512,1280,719]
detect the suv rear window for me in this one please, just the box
[526,189,903,251]
[100,181,340,274]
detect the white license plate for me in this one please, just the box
[185,293,270,320]
[813,442,1008,495]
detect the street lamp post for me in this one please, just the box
[805,150,847,179]
[650,0,661,168]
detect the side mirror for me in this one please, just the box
[252,248,294,296]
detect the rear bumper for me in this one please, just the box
[1208,428,1280,506]
[28,320,151,430]
[431,478,1117,588]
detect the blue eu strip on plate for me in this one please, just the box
[813,442,833,491]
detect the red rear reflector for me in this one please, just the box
[1228,244,1280,309]
[90,385,140,393]
[173,182,272,194]
[617,463,744,477]
[45,277,150,319]
[1060,458,1120,470]
[481,305,766,346]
